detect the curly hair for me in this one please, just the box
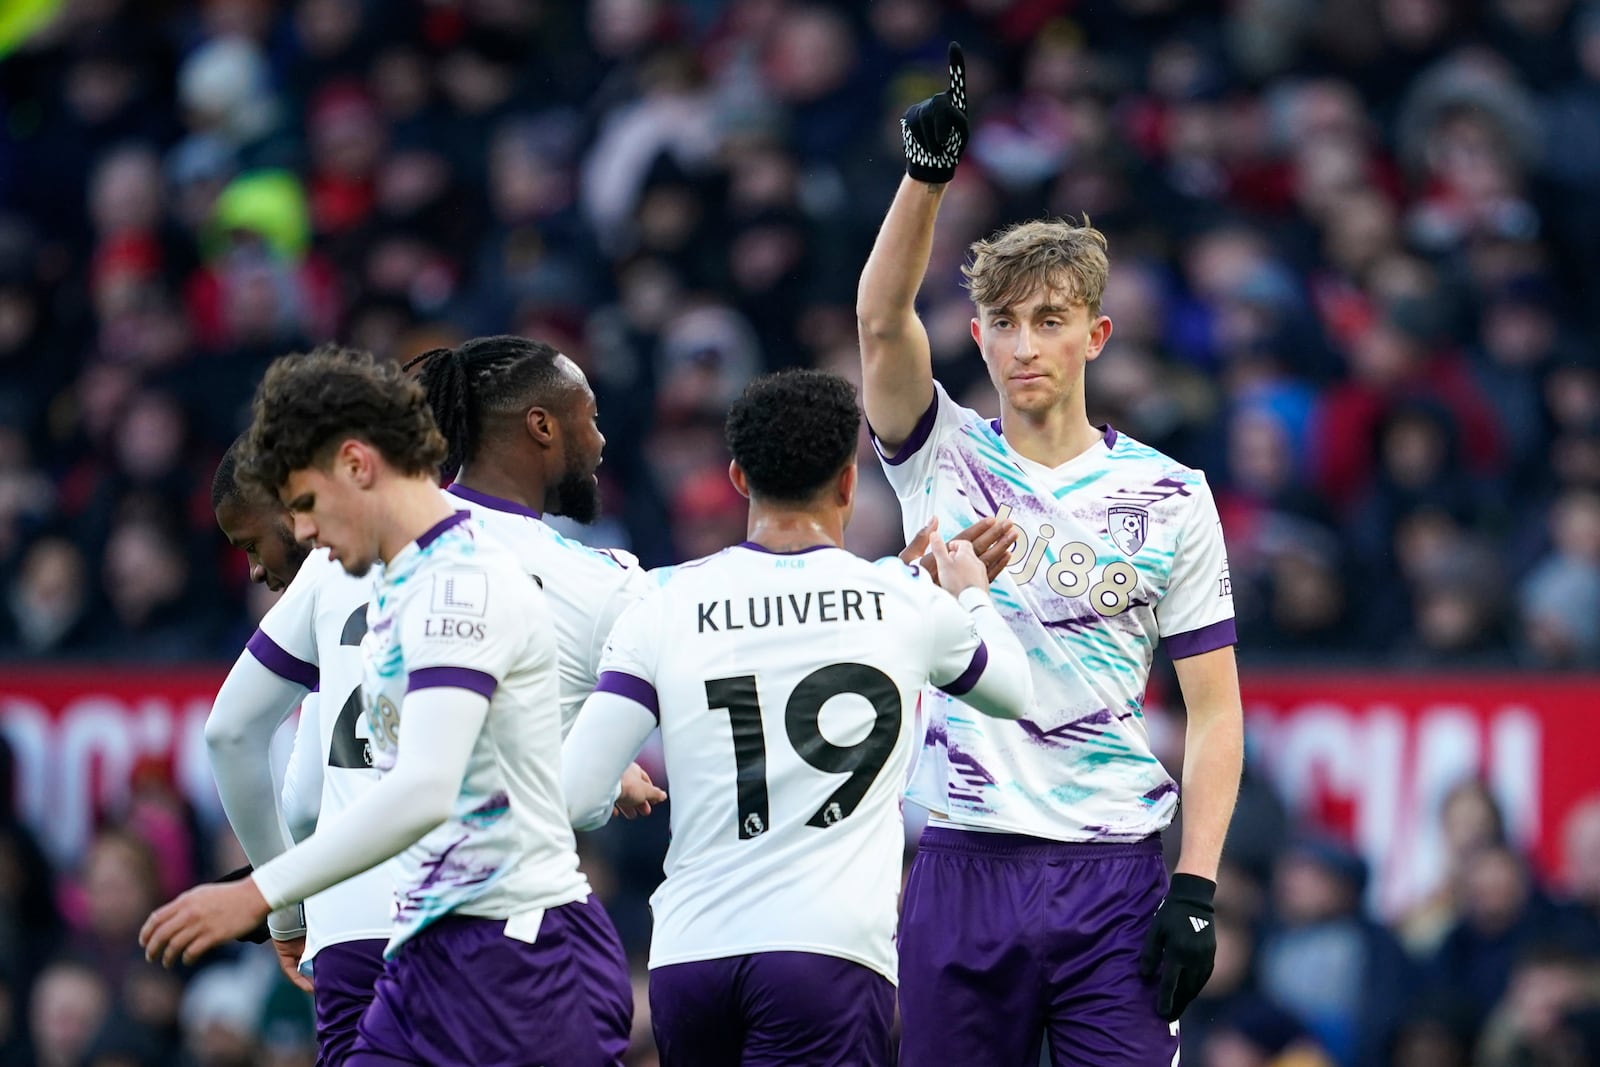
[725,370,860,504]
[962,216,1110,316]
[239,345,448,494]
[404,335,575,483]
[210,433,248,511]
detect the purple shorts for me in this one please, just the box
[311,939,385,1067]
[897,827,1176,1067]
[650,952,894,1067]
[347,898,631,1067]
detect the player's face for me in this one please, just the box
[279,462,380,577]
[973,289,1111,416]
[548,384,605,524]
[215,498,309,592]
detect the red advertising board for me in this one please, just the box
[1243,673,1600,917]
[0,667,229,863]
[2,667,1597,917]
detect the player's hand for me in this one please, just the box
[214,864,272,944]
[928,536,987,598]
[908,516,1017,584]
[614,762,667,820]
[140,878,272,969]
[901,42,969,184]
[899,517,939,566]
[1138,874,1217,1021]
[271,935,315,993]
[952,515,1018,582]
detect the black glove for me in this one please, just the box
[1137,873,1217,1021]
[901,42,969,184]
[216,864,271,944]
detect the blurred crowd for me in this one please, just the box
[0,0,1598,668]
[2,0,1600,1063]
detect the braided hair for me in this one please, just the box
[404,335,572,483]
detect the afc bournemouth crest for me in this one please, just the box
[1108,505,1149,556]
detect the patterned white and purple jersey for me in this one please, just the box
[363,511,588,953]
[445,485,651,733]
[249,549,394,962]
[876,382,1236,842]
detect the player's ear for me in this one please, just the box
[341,439,376,487]
[728,461,751,500]
[524,406,556,447]
[970,316,982,348]
[836,461,857,507]
[1084,313,1112,363]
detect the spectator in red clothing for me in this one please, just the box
[1312,299,1503,510]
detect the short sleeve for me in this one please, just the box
[251,553,326,687]
[592,593,663,720]
[1155,474,1237,659]
[399,563,532,699]
[870,381,977,503]
[925,580,988,695]
[582,564,654,695]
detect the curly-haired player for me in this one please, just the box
[143,347,628,1067]
[561,369,1035,1067]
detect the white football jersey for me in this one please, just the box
[363,511,588,953]
[251,549,395,962]
[876,382,1235,842]
[596,543,992,982]
[445,485,650,733]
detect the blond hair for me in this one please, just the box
[961,217,1110,316]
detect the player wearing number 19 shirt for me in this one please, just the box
[859,43,1245,1067]
[561,371,1035,1067]
[207,436,394,1066]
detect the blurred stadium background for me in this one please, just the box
[2,0,1600,1064]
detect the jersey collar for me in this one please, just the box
[736,541,837,555]
[446,483,543,519]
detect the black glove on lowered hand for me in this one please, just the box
[1137,873,1217,1021]
[901,42,969,184]
[216,864,271,944]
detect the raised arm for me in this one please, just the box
[857,42,970,450]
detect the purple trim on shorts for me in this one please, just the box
[406,666,498,698]
[938,640,989,696]
[871,392,939,466]
[595,670,660,720]
[736,541,836,555]
[918,824,1162,861]
[446,484,542,520]
[247,629,319,689]
[1163,617,1237,659]
[415,511,472,550]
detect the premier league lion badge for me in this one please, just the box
[1108,505,1148,556]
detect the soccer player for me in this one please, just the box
[208,433,397,1064]
[857,44,1244,1065]
[406,336,657,736]
[142,348,627,1067]
[560,369,1036,1067]
[407,334,660,1061]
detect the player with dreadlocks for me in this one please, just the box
[405,335,661,1063]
